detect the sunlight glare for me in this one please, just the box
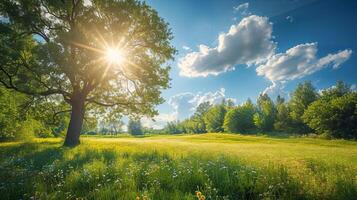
[105,48,125,65]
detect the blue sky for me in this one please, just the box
[141,0,357,128]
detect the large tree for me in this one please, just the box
[0,0,175,146]
[288,81,318,133]
[254,93,276,131]
[204,104,226,133]
[303,92,357,138]
[223,99,255,133]
[303,81,356,138]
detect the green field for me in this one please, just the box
[1,134,357,200]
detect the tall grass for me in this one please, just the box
[0,134,357,199]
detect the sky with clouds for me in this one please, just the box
[141,0,357,128]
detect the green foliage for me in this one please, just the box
[274,99,292,132]
[289,81,318,133]
[128,119,143,135]
[164,121,183,134]
[96,114,124,135]
[0,0,176,144]
[0,86,52,140]
[28,96,71,137]
[180,102,212,134]
[193,102,212,119]
[0,87,22,140]
[203,105,226,133]
[254,94,276,131]
[82,117,98,134]
[303,92,357,138]
[181,118,206,134]
[320,81,352,101]
[223,100,256,133]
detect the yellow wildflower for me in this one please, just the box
[195,191,202,198]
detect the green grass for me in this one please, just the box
[1,133,357,200]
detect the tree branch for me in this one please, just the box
[85,99,130,107]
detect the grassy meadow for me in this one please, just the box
[1,133,357,200]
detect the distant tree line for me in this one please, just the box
[1,80,356,140]
[163,81,357,139]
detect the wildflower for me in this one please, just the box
[196,191,206,200]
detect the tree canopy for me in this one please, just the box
[204,104,226,133]
[0,0,176,146]
[223,99,255,133]
[288,81,318,133]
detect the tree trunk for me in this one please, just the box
[63,95,85,147]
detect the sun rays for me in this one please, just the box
[105,47,125,66]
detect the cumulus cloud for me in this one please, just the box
[256,43,352,82]
[257,43,352,96]
[191,88,236,107]
[141,88,236,129]
[234,3,250,15]
[168,92,195,120]
[262,81,287,98]
[168,88,236,120]
[178,15,276,77]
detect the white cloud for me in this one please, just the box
[141,88,236,129]
[234,3,250,15]
[168,88,236,120]
[168,92,195,120]
[141,113,177,129]
[178,15,276,77]
[256,43,352,82]
[257,43,352,97]
[182,45,192,51]
[262,81,287,97]
[190,88,236,107]
[317,50,352,69]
